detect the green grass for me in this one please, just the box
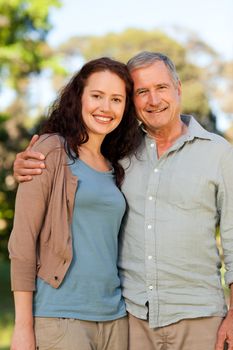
[0,260,14,350]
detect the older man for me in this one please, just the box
[14,52,233,350]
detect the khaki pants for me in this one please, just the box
[128,313,223,350]
[34,316,128,350]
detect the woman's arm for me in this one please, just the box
[9,135,64,348]
[11,291,35,350]
[9,135,62,290]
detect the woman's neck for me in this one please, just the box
[78,136,111,172]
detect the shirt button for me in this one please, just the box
[149,285,153,290]
[148,255,152,260]
[150,143,155,148]
[148,196,153,200]
[147,224,152,229]
[154,168,159,173]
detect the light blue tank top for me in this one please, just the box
[33,158,126,321]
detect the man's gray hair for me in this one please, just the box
[127,51,180,86]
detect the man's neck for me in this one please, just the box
[147,119,188,158]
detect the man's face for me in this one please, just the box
[130,61,182,135]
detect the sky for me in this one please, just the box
[48,0,233,60]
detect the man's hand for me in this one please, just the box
[215,309,233,350]
[14,135,46,183]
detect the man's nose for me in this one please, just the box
[148,91,160,106]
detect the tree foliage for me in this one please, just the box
[0,0,61,260]
[184,34,233,118]
[213,61,233,115]
[0,0,61,89]
[59,28,215,128]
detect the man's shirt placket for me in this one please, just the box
[144,137,163,327]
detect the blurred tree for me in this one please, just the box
[0,0,62,89]
[58,28,216,130]
[184,33,233,132]
[213,61,233,115]
[0,0,61,260]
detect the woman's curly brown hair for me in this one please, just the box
[41,57,142,186]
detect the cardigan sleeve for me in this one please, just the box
[8,135,64,291]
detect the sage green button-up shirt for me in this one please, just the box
[119,115,233,328]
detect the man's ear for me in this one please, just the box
[177,80,182,97]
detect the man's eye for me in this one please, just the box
[137,90,147,96]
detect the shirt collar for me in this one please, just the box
[181,114,213,141]
[141,114,213,142]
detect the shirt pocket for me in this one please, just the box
[167,173,205,210]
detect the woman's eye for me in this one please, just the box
[113,98,122,103]
[92,94,101,99]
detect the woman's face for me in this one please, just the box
[81,70,126,138]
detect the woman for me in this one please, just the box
[8,57,140,350]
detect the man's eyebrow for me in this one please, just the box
[135,83,170,93]
[157,83,169,87]
[135,87,148,93]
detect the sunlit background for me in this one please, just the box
[0,0,232,348]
